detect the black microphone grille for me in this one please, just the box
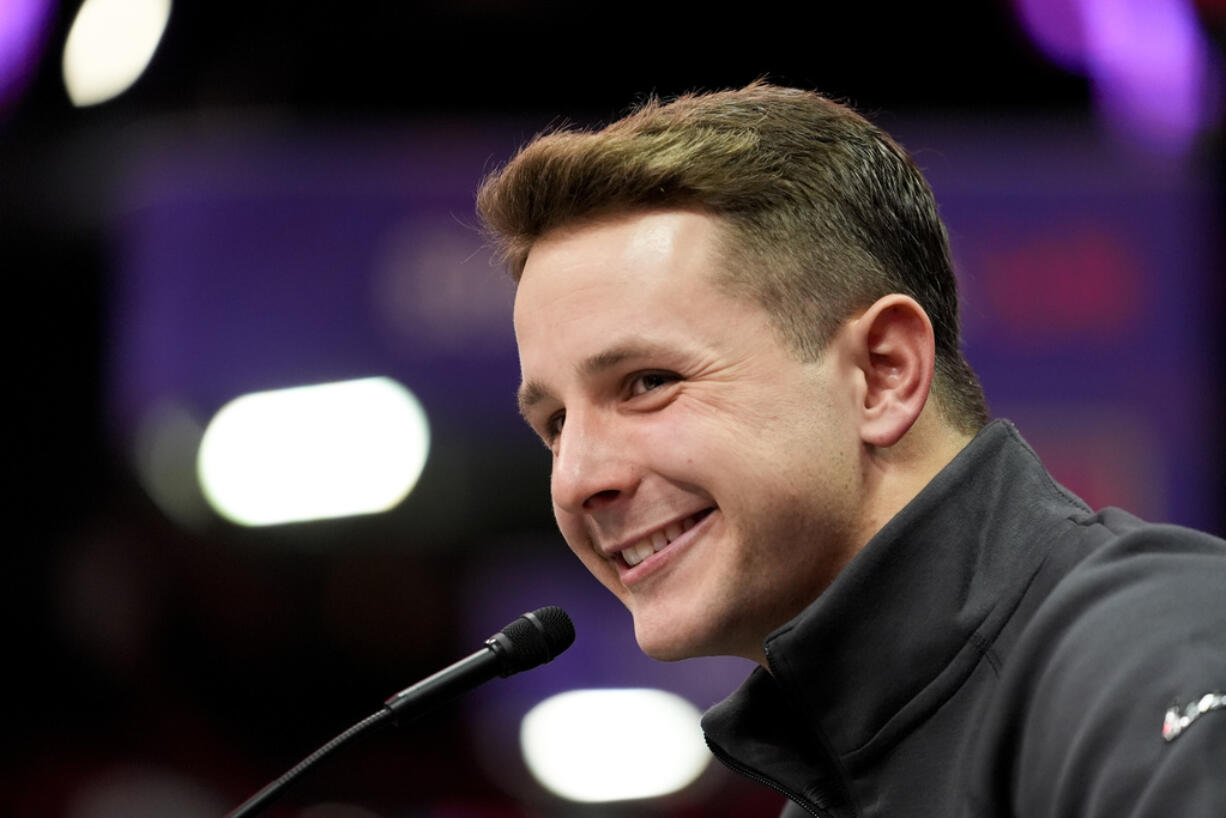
[494,606,575,675]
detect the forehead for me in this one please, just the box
[513,209,730,322]
[511,209,768,397]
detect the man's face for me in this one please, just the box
[513,210,867,663]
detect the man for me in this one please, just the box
[476,83,1226,816]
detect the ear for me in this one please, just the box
[848,294,935,448]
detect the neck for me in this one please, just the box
[855,405,975,548]
[752,406,976,671]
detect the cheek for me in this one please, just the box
[636,406,729,466]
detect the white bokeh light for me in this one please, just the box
[197,377,430,527]
[520,688,710,803]
[62,0,171,106]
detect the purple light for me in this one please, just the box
[1015,0,1090,71]
[1013,0,1223,153]
[0,0,53,114]
[1083,0,1220,152]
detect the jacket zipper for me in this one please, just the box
[704,737,830,818]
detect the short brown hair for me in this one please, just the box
[477,81,989,434]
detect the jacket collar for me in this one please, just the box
[704,420,1092,774]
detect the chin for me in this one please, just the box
[632,615,721,663]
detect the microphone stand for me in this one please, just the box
[225,607,574,818]
[227,709,391,818]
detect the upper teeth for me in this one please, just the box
[621,515,698,567]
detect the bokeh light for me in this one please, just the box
[62,0,171,106]
[197,377,430,527]
[520,688,710,803]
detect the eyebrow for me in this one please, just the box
[517,342,664,419]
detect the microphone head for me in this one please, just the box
[488,606,575,676]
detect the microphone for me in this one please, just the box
[384,605,574,719]
[226,606,574,818]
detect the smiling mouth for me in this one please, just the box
[619,508,714,567]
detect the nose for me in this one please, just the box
[550,409,638,514]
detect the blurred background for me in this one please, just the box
[2,1,1224,816]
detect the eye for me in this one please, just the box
[628,371,680,397]
[543,410,565,441]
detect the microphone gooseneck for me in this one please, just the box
[226,606,574,818]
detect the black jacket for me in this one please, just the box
[702,420,1226,817]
